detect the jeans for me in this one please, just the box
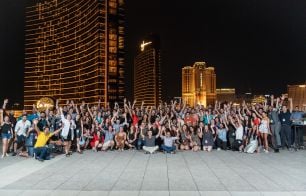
[137,139,145,150]
[34,147,49,160]
[216,138,227,150]
[161,144,176,153]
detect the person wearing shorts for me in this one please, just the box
[1,109,13,158]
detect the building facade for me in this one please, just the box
[216,88,236,103]
[288,84,306,111]
[24,0,125,110]
[133,34,162,106]
[182,62,216,107]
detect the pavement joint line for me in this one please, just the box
[255,150,306,184]
[77,150,118,193]
[196,151,229,193]
[0,154,65,190]
[137,151,151,196]
[231,151,300,192]
[108,150,137,195]
[165,153,170,196]
[181,152,200,193]
[215,151,262,192]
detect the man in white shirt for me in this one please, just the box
[13,114,31,156]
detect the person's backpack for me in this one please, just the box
[79,136,85,146]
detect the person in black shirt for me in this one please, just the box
[279,98,293,150]
[0,109,13,158]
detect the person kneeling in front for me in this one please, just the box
[33,119,62,162]
[160,128,179,154]
[141,125,161,154]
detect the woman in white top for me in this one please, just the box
[258,112,270,153]
[60,107,76,157]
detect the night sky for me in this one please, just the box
[1,0,306,106]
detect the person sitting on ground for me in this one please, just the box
[101,125,115,151]
[90,130,104,152]
[201,125,214,152]
[190,127,201,152]
[33,119,62,162]
[115,126,127,151]
[141,124,161,154]
[160,128,179,154]
[216,119,229,151]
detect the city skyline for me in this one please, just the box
[1,0,306,106]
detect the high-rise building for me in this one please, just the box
[182,62,216,107]
[24,0,125,110]
[133,34,162,106]
[288,84,306,110]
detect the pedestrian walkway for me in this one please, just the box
[0,150,306,196]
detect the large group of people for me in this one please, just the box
[0,95,305,161]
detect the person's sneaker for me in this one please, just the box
[144,152,150,154]
[170,151,176,154]
[1,154,4,159]
[12,152,17,156]
[38,158,44,162]
[5,153,9,157]
[217,148,221,151]
[274,149,280,153]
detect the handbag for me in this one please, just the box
[79,135,85,146]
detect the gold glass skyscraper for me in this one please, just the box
[134,34,162,106]
[182,62,216,107]
[24,0,125,110]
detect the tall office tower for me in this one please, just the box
[182,62,216,107]
[24,0,125,110]
[134,34,162,106]
[288,84,306,110]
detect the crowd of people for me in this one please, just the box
[0,95,305,161]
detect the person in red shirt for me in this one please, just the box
[90,131,104,152]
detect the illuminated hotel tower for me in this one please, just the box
[182,62,216,107]
[134,34,162,106]
[24,0,125,110]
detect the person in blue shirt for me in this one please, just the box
[216,121,228,150]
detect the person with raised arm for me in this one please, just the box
[59,107,76,157]
[229,115,244,152]
[141,124,161,154]
[279,97,293,150]
[0,109,13,158]
[33,119,62,161]
[160,127,179,154]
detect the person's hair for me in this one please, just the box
[22,114,27,117]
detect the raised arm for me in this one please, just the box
[0,109,3,125]
[33,119,40,135]
[132,99,136,110]
[2,99,8,110]
[156,125,162,138]
[252,105,263,119]
[87,104,94,119]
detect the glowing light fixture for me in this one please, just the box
[36,97,54,112]
[140,41,152,51]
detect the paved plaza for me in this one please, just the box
[0,150,306,196]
